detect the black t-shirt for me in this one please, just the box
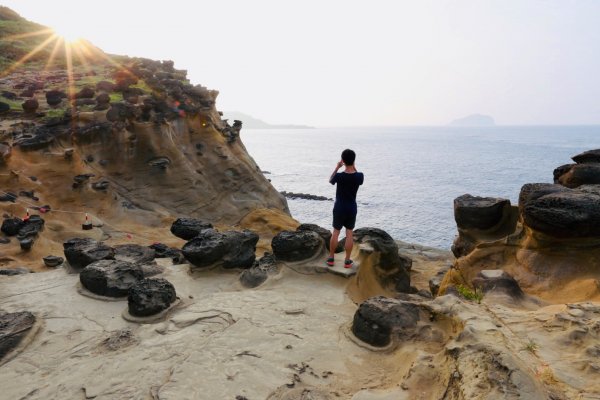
[330,172,364,214]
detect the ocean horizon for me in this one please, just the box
[243,125,600,249]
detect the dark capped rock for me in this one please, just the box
[21,98,39,113]
[182,229,259,269]
[75,86,95,99]
[63,237,115,269]
[96,93,110,105]
[471,269,524,299]
[96,80,115,92]
[451,234,476,258]
[1,217,24,236]
[553,163,575,183]
[17,215,45,239]
[271,230,324,262]
[353,227,412,293]
[114,244,156,265]
[352,296,420,347]
[520,183,600,238]
[170,218,213,240]
[454,194,511,230]
[149,243,184,264]
[1,91,17,100]
[296,223,332,251]
[0,192,17,202]
[19,238,34,251]
[555,163,600,188]
[572,149,600,164]
[73,122,112,143]
[19,88,35,98]
[43,255,64,267]
[45,90,67,106]
[0,102,10,113]
[15,132,55,151]
[0,238,9,244]
[91,180,110,191]
[80,260,144,297]
[128,278,176,317]
[0,311,36,361]
[240,252,278,288]
[0,267,31,275]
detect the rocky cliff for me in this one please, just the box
[0,9,295,270]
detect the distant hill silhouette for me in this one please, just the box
[223,111,313,129]
[450,114,495,126]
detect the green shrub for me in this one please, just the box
[456,284,484,303]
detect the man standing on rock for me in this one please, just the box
[327,149,364,268]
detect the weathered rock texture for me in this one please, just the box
[443,149,600,303]
[80,260,144,297]
[181,229,259,269]
[127,278,176,317]
[271,230,324,262]
[347,228,412,303]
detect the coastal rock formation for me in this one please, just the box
[0,311,36,361]
[352,296,420,347]
[170,218,213,240]
[271,230,324,262]
[347,228,412,303]
[296,223,332,250]
[182,229,259,269]
[127,278,176,317]
[239,252,278,288]
[63,238,115,270]
[442,148,600,303]
[113,244,156,265]
[80,260,144,297]
[149,243,184,263]
[42,255,64,267]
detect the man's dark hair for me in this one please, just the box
[341,149,356,165]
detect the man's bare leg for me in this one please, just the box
[345,229,354,261]
[329,228,340,259]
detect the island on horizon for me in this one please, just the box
[222,111,314,129]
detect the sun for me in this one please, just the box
[52,25,81,43]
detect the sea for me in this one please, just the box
[242,126,600,250]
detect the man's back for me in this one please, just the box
[331,171,364,213]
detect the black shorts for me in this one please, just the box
[333,211,356,230]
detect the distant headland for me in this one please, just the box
[223,111,314,129]
[450,113,495,126]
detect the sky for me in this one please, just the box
[2,0,600,126]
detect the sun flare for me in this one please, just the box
[52,26,81,43]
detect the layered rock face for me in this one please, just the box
[443,149,600,302]
[0,52,295,270]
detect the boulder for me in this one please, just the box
[353,227,412,293]
[114,244,156,265]
[555,163,600,188]
[519,183,600,238]
[0,267,31,275]
[352,296,420,347]
[1,217,24,236]
[0,192,17,202]
[170,218,213,240]
[182,229,259,269]
[95,80,115,92]
[80,260,144,297]
[471,269,524,299]
[19,238,33,251]
[454,194,511,230]
[15,132,55,151]
[149,243,184,264]
[271,230,324,262]
[240,253,278,288]
[43,255,64,267]
[63,238,115,269]
[0,238,9,244]
[19,88,35,97]
[296,223,332,250]
[128,278,176,317]
[21,98,39,113]
[1,91,17,100]
[572,149,600,164]
[0,102,9,113]
[16,215,45,239]
[0,311,36,361]
[45,90,67,106]
[95,93,110,105]
[75,87,95,99]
